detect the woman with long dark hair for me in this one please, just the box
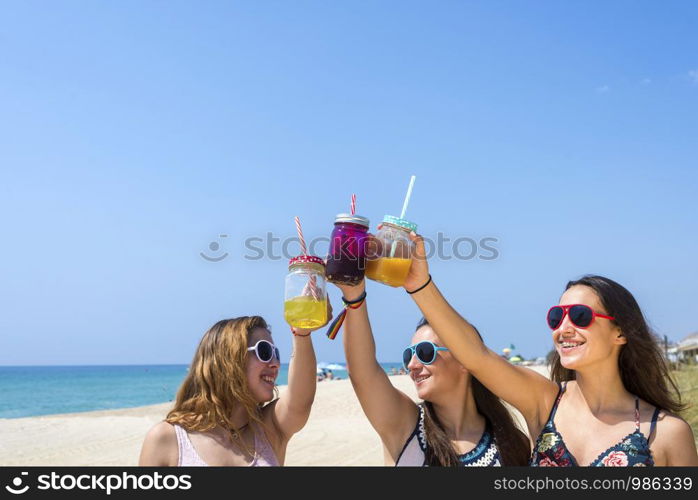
[334,279,530,466]
[403,233,697,466]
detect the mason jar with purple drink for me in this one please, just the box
[325,214,370,286]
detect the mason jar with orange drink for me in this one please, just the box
[365,215,417,288]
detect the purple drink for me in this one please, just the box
[325,214,370,286]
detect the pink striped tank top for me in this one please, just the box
[174,424,279,466]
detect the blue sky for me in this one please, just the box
[1,0,697,365]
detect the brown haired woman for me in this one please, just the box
[138,310,330,466]
[403,232,698,466]
[334,279,530,466]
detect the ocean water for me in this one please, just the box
[0,363,405,419]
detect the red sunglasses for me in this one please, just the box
[547,304,615,330]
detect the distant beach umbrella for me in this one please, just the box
[325,363,347,371]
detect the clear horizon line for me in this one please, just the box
[0,361,404,368]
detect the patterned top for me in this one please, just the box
[396,404,501,466]
[530,382,660,467]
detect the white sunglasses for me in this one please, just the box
[247,340,281,363]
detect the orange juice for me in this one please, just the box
[365,257,412,287]
[284,296,327,329]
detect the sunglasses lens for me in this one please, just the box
[569,305,593,328]
[274,347,281,363]
[547,307,564,329]
[415,342,436,364]
[257,341,273,362]
[403,348,412,369]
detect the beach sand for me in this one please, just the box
[0,367,547,466]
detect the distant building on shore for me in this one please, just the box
[675,331,698,364]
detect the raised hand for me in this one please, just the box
[402,232,430,293]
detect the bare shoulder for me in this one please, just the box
[652,410,693,439]
[648,409,698,466]
[146,421,178,443]
[139,421,179,466]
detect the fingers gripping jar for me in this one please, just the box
[365,215,418,288]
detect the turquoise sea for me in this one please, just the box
[0,363,405,419]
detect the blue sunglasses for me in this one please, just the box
[402,341,449,370]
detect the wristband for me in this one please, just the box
[291,327,311,337]
[325,290,367,340]
[406,274,432,295]
[342,291,368,306]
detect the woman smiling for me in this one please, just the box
[403,232,698,466]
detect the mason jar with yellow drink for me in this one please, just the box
[284,255,328,329]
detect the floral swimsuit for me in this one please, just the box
[530,382,660,467]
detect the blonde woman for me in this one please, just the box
[139,312,330,466]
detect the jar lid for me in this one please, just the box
[289,255,326,268]
[334,213,370,227]
[382,215,418,232]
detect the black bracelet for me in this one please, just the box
[406,275,432,295]
[342,290,367,306]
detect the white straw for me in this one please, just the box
[400,175,416,219]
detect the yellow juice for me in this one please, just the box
[284,296,327,329]
[365,257,412,287]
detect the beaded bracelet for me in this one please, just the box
[326,290,367,340]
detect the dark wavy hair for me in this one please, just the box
[416,318,531,466]
[549,275,684,413]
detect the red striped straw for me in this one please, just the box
[294,216,320,300]
[350,194,356,215]
[294,216,307,255]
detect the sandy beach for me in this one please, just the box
[0,367,546,466]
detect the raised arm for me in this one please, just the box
[404,233,559,429]
[269,301,332,441]
[337,280,418,459]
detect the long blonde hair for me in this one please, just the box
[166,316,273,446]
